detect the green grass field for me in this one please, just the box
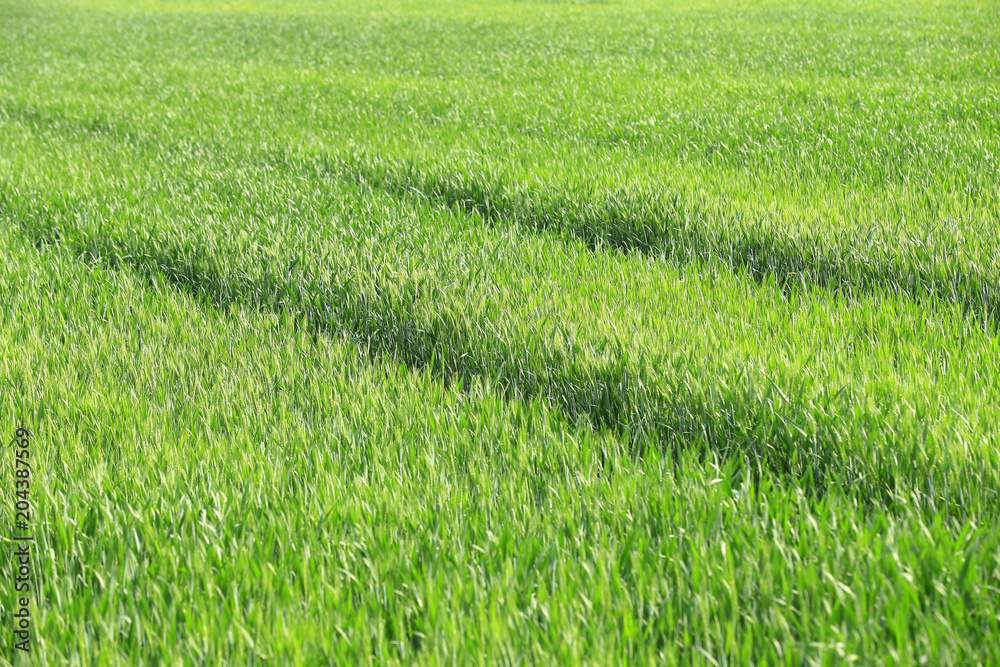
[2,0,999,663]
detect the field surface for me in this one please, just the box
[1,0,1000,663]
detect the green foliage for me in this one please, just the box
[0,0,998,663]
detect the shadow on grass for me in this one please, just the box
[4,98,996,331]
[332,151,999,333]
[334,153,1000,331]
[3,185,998,521]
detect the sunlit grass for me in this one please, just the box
[1,0,999,663]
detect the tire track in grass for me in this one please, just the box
[8,222,1000,664]
[4,99,997,332]
[333,150,999,332]
[2,175,998,519]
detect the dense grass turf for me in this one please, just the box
[1,0,999,663]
